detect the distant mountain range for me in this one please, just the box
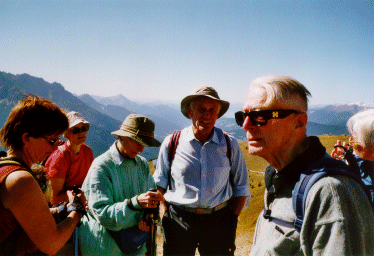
[308,104,371,126]
[1,71,372,160]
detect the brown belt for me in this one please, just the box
[173,201,229,214]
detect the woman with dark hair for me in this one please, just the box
[0,95,87,255]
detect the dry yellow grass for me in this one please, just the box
[149,134,348,255]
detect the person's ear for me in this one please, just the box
[22,133,31,147]
[294,112,308,130]
[187,105,193,118]
[64,130,71,139]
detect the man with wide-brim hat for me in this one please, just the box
[111,114,161,148]
[153,86,250,256]
[79,114,164,256]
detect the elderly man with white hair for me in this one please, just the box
[238,75,374,255]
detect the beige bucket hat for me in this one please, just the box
[181,85,230,119]
[111,114,161,147]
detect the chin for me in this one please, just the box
[247,146,265,156]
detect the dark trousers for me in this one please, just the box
[162,204,238,256]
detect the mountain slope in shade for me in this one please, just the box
[78,95,187,137]
[0,72,122,158]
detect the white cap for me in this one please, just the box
[66,111,90,128]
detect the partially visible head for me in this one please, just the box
[181,86,229,137]
[0,95,69,152]
[112,114,160,159]
[64,111,90,145]
[241,76,311,162]
[347,109,374,160]
[181,85,230,119]
[31,163,52,202]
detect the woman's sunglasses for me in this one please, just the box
[42,137,64,146]
[235,109,301,127]
[70,125,90,134]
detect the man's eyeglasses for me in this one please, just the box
[70,125,90,134]
[235,109,301,127]
[42,137,64,146]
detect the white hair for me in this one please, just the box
[347,109,374,148]
[248,75,311,112]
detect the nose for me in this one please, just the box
[201,109,209,117]
[242,116,255,130]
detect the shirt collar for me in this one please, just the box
[187,126,220,144]
[109,142,139,166]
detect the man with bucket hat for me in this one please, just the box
[153,86,250,256]
[78,114,164,256]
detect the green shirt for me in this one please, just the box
[79,143,155,256]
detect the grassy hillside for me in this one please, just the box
[149,135,349,255]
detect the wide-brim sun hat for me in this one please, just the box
[111,114,161,147]
[181,85,230,119]
[67,111,90,128]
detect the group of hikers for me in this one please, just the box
[1,75,374,256]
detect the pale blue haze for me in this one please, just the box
[1,0,373,106]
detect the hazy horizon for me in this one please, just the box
[2,1,373,106]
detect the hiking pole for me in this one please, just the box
[145,188,159,256]
[72,185,89,256]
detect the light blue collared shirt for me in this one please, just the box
[79,143,155,256]
[153,126,250,208]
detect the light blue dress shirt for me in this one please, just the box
[153,126,250,208]
[79,143,155,256]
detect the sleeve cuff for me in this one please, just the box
[127,196,143,211]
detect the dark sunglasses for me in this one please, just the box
[42,137,64,146]
[70,125,90,134]
[235,109,301,127]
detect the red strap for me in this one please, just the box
[168,130,231,163]
[0,165,23,183]
[168,130,181,163]
[166,130,232,190]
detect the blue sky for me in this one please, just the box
[1,0,374,107]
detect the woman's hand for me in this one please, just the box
[66,188,88,210]
[138,220,150,232]
[137,190,164,209]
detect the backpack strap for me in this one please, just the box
[223,131,232,166]
[167,131,181,190]
[264,155,371,232]
[293,157,349,228]
[263,207,297,229]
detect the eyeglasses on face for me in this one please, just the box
[70,125,90,134]
[235,109,301,127]
[42,136,64,146]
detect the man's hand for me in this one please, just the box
[137,190,164,209]
[138,219,150,232]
